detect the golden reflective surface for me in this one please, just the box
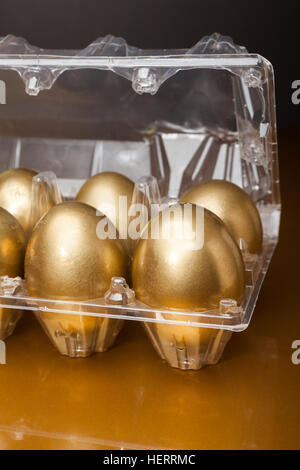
[0,207,26,277]
[0,168,55,237]
[0,131,298,450]
[181,180,263,254]
[0,168,37,236]
[25,202,129,342]
[76,172,134,252]
[132,204,245,310]
[132,204,245,367]
[0,288,299,451]
[0,208,26,340]
[25,202,129,301]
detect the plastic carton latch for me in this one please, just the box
[132,68,159,95]
[22,67,54,96]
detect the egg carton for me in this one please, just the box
[0,33,280,370]
[0,166,278,370]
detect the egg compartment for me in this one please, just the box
[127,173,276,370]
[0,276,25,340]
[32,277,135,358]
[0,33,280,369]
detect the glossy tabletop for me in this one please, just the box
[0,129,299,450]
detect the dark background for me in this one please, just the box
[0,0,299,128]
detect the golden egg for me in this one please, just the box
[25,202,129,351]
[0,207,26,339]
[0,207,26,277]
[181,179,263,254]
[0,168,54,236]
[76,172,134,252]
[132,203,245,310]
[132,203,245,365]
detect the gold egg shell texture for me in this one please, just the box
[76,172,135,252]
[0,207,26,277]
[132,203,245,312]
[0,168,54,236]
[25,202,129,301]
[0,208,26,340]
[181,179,263,254]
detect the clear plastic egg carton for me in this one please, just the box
[0,33,280,370]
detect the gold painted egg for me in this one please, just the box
[25,202,129,338]
[0,207,26,339]
[181,179,263,254]
[0,168,54,236]
[0,207,26,277]
[132,203,245,353]
[76,172,134,252]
